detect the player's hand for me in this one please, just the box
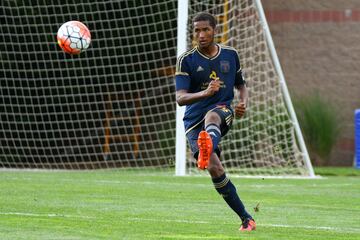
[235,102,246,118]
[204,79,220,97]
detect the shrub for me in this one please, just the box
[294,93,341,165]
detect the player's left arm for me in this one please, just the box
[234,84,248,118]
[233,50,248,118]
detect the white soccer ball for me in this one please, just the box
[57,21,91,55]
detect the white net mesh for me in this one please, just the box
[0,1,177,169]
[0,0,311,175]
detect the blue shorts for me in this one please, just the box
[186,106,234,160]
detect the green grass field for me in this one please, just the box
[1,168,360,240]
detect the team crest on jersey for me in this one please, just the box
[220,60,230,73]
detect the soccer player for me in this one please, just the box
[175,12,256,231]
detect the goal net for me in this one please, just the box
[0,0,314,176]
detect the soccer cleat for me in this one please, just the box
[239,218,256,231]
[197,131,213,170]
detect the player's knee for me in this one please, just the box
[205,111,221,126]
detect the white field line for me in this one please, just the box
[127,217,360,234]
[2,212,360,234]
[0,212,95,219]
[260,223,358,232]
[128,217,209,224]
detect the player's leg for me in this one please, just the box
[197,107,226,170]
[208,152,255,230]
[197,107,226,169]
[200,107,256,231]
[197,111,221,169]
[188,119,255,231]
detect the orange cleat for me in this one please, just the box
[239,218,256,231]
[197,131,213,170]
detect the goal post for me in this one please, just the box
[175,0,188,176]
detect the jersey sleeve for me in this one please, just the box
[234,50,246,87]
[175,55,191,91]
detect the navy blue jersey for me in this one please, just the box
[175,44,246,133]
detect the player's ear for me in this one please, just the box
[213,26,218,35]
[212,24,218,33]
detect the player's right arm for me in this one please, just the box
[176,80,220,106]
[175,52,220,106]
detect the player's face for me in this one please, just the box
[193,21,215,49]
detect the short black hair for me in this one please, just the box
[192,12,217,29]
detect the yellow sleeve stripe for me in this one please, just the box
[176,47,196,73]
[175,71,189,76]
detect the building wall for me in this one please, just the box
[262,0,360,166]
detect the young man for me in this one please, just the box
[175,12,256,231]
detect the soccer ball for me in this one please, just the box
[57,21,91,55]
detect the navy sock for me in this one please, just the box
[205,124,221,150]
[212,173,252,221]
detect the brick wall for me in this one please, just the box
[266,10,360,23]
[263,1,360,166]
